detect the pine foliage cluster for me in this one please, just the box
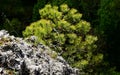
[23,4,103,74]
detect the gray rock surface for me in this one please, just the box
[0,30,79,75]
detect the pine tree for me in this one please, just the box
[23,4,103,74]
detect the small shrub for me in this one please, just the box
[23,4,103,74]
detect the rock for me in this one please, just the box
[0,30,79,75]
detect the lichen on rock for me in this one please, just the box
[0,30,79,75]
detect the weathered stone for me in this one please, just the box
[0,30,79,75]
